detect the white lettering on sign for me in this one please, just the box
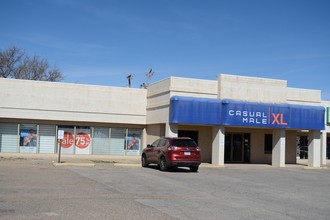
[228,109,268,125]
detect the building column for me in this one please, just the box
[308,130,321,167]
[165,122,178,137]
[272,129,286,167]
[142,128,147,150]
[212,126,225,166]
[321,131,327,166]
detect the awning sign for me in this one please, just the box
[170,96,325,130]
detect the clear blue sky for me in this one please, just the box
[1,0,330,100]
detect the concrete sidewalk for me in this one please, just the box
[0,152,141,166]
[1,153,329,168]
[0,153,221,168]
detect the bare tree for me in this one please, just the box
[0,46,64,81]
[0,46,24,78]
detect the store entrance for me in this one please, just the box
[178,130,198,145]
[225,133,250,163]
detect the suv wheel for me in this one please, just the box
[141,154,148,167]
[159,156,168,171]
[190,166,199,172]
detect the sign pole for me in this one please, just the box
[58,140,62,163]
[57,130,64,163]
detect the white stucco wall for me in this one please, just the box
[287,87,322,105]
[146,77,217,124]
[0,78,147,124]
[249,129,272,164]
[217,74,287,103]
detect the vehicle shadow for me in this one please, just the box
[144,165,196,173]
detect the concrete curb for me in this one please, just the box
[303,166,328,170]
[53,162,96,167]
[200,164,225,168]
[113,163,141,167]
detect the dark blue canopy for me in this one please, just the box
[170,96,325,130]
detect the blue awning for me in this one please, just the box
[170,96,222,125]
[170,96,325,130]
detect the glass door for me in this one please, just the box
[225,133,245,162]
[232,134,243,162]
[225,134,232,162]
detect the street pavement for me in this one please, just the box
[0,154,329,220]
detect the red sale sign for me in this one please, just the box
[61,132,74,148]
[75,132,91,149]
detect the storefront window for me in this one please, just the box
[38,125,56,154]
[58,126,75,154]
[20,124,38,153]
[93,127,110,155]
[1,123,144,156]
[0,123,19,153]
[75,127,91,155]
[110,128,126,155]
[126,129,142,156]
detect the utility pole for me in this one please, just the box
[145,68,154,88]
[140,68,154,89]
[127,74,133,88]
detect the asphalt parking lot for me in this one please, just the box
[0,155,329,220]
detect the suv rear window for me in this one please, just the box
[172,139,197,147]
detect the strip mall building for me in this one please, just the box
[1,74,329,167]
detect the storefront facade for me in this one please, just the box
[0,123,144,156]
[145,74,329,167]
[1,74,329,167]
[0,78,147,156]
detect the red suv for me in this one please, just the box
[141,137,201,172]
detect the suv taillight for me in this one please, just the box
[167,146,201,151]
